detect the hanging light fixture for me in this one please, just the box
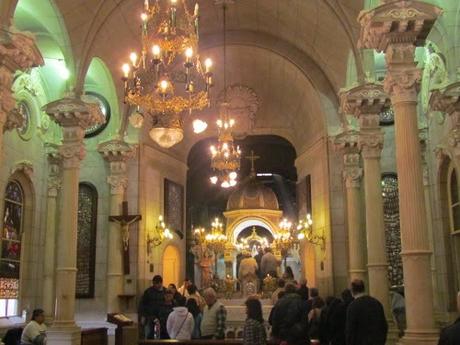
[209,2,241,188]
[122,0,213,148]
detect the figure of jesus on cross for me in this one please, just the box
[109,201,141,275]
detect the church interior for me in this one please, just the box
[0,0,460,344]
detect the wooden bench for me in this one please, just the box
[81,327,108,345]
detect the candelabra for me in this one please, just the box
[296,213,325,251]
[122,0,214,148]
[273,218,296,254]
[205,218,227,254]
[147,215,173,252]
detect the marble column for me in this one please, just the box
[0,29,43,158]
[340,84,395,335]
[44,97,103,345]
[42,144,61,322]
[333,130,366,281]
[358,2,442,343]
[98,139,136,314]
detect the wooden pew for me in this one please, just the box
[81,327,108,345]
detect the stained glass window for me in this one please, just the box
[0,180,24,316]
[382,174,403,286]
[76,183,98,298]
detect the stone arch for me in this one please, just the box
[231,217,276,244]
[162,245,181,287]
[1,164,36,314]
[438,154,459,311]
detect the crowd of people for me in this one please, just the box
[138,274,394,345]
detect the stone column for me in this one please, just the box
[0,29,43,158]
[42,144,61,322]
[358,2,442,343]
[44,97,103,345]
[333,130,366,281]
[340,83,393,316]
[98,139,135,313]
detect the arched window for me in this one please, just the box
[0,181,24,316]
[447,165,460,292]
[76,183,98,298]
[382,173,403,286]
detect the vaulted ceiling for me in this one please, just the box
[3,0,367,157]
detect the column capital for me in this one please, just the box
[0,29,44,130]
[430,81,460,118]
[332,129,360,152]
[384,61,421,103]
[339,82,390,117]
[358,1,442,53]
[359,131,384,159]
[44,96,104,169]
[98,139,137,195]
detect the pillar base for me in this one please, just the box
[47,324,81,345]
[397,329,439,345]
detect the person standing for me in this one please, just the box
[159,289,175,339]
[138,275,166,339]
[167,295,194,340]
[271,279,286,305]
[438,291,460,345]
[261,248,278,278]
[243,297,266,345]
[186,298,203,339]
[178,278,192,296]
[345,279,388,345]
[20,309,46,345]
[269,283,309,345]
[200,288,227,339]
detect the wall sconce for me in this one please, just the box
[296,214,325,251]
[147,215,173,253]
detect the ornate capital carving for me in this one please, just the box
[44,95,104,130]
[343,153,363,188]
[384,63,421,103]
[359,131,384,159]
[332,129,360,152]
[59,141,85,169]
[430,81,460,122]
[107,175,129,195]
[339,83,389,117]
[98,139,137,163]
[358,1,442,52]
[0,29,43,132]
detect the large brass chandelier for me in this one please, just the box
[209,2,241,188]
[122,0,213,148]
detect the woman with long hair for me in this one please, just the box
[243,297,266,345]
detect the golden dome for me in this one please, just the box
[226,178,279,211]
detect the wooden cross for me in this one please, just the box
[108,201,142,275]
[245,150,260,174]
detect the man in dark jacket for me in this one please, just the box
[139,275,166,339]
[346,279,388,345]
[269,283,309,345]
[438,292,460,345]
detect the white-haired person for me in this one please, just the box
[200,288,227,339]
[438,291,460,345]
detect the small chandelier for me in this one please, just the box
[209,2,241,188]
[147,215,173,251]
[236,226,269,252]
[122,0,213,148]
[274,218,296,254]
[205,218,227,254]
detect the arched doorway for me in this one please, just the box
[162,245,181,286]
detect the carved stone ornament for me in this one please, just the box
[107,174,129,195]
[357,1,442,52]
[10,160,33,179]
[43,95,105,130]
[359,131,384,159]
[0,28,44,71]
[332,129,360,152]
[344,165,363,189]
[59,141,86,169]
[217,85,259,134]
[339,83,389,117]
[429,82,460,119]
[3,108,24,132]
[45,143,62,196]
[98,139,137,163]
[384,64,422,103]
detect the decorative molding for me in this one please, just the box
[107,175,128,195]
[10,160,33,179]
[217,85,259,135]
[358,1,442,52]
[384,64,421,103]
[343,153,363,189]
[339,82,389,117]
[359,131,384,159]
[98,139,137,163]
[45,143,61,197]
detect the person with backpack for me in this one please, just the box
[166,295,194,340]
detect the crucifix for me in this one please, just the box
[108,201,142,275]
[245,150,260,175]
